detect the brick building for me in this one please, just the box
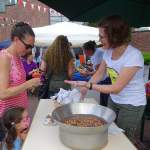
[131,31,150,52]
[0,0,49,41]
[0,0,150,52]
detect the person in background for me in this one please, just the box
[72,41,97,81]
[83,41,111,106]
[72,41,93,80]
[22,51,38,80]
[65,15,146,143]
[77,41,104,76]
[40,35,75,97]
[83,40,104,72]
[2,107,30,150]
[0,22,41,117]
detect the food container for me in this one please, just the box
[52,103,116,150]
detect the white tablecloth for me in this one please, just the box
[22,99,137,150]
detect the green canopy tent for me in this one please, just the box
[39,0,150,27]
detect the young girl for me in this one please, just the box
[2,107,30,150]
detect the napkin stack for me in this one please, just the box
[51,88,81,104]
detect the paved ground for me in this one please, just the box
[28,90,150,150]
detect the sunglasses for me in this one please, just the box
[20,38,34,49]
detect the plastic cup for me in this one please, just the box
[79,54,85,64]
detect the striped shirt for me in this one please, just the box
[0,50,28,117]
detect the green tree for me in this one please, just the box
[87,22,98,27]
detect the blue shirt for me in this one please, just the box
[2,137,22,150]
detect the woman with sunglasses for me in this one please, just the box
[0,22,41,117]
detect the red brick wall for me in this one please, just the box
[0,0,49,41]
[131,31,150,52]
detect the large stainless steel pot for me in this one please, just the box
[52,103,116,150]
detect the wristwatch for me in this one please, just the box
[87,82,93,90]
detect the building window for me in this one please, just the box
[50,8,69,24]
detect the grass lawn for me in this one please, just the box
[142,51,150,65]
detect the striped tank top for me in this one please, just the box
[0,50,28,117]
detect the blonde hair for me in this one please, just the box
[45,35,72,74]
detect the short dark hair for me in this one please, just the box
[11,22,35,41]
[98,15,131,48]
[83,40,96,52]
